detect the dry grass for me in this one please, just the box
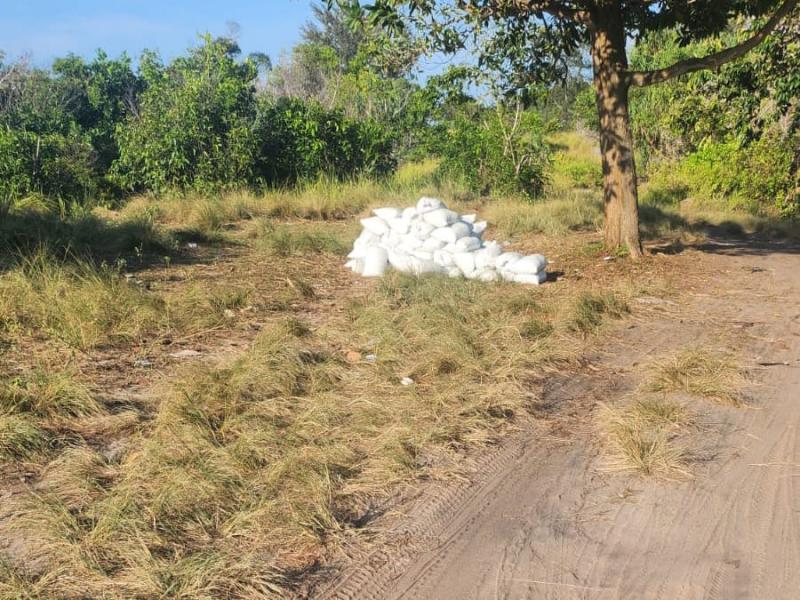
[483,190,603,238]
[0,135,697,598]
[118,175,460,244]
[646,348,746,406]
[249,219,353,257]
[567,291,630,335]
[598,398,692,478]
[0,250,164,350]
[0,264,646,597]
[0,368,100,419]
[0,414,48,461]
[548,131,602,191]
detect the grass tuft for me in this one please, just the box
[0,250,164,349]
[567,291,629,334]
[1,369,100,419]
[0,415,48,461]
[646,348,746,405]
[598,398,691,478]
[253,220,350,257]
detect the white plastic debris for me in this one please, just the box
[345,198,548,285]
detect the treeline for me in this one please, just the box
[1,5,797,215]
[0,37,396,203]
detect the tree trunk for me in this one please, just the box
[590,11,643,258]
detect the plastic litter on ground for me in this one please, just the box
[345,197,548,284]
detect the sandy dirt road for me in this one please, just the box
[316,240,800,600]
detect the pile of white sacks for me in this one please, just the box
[345,197,547,285]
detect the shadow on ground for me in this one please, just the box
[640,204,800,257]
[0,210,233,273]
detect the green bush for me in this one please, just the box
[255,98,396,184]
[112,37,259,194]
[0,52,141,203]
[433,104,551,198]
[627,18,800,215]
[0,129,97,202]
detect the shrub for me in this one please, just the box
[0,129,97,202]
[112,37,259,194]
[432,104,551,198]
[254,97,396,184]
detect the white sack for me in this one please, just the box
[402,206,418,220]
[495,252,523,269]
[389,218,411,234]
[416,197,444,213]
[348,197,547,286]
[431,226,457,244]
[373,207,400,220]
[361,217,389,237]
[453,251,476,275]
[388,250,412,272]
[423,208,459,228]
[412,221,435,238]
[411,249,434,260]
[422,237,447,251]
[455,236,482,252]
[512,271,548,285]
[345,258,365,275]
[449,221,472,240]
[362,247,389,277]
[409,257,443,275]
[507,254,547,275]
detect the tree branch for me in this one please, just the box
[459,1,592,25]
[627,0,798,87]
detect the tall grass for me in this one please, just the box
[0,250,164,349]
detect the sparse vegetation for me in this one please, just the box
[598,398,692,478]
[647,348,746,406]
[0,215,655,596]
[568,291,630,334]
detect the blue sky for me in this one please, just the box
[1,0,316,66]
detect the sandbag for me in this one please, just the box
[455,236,482,252]
[374,207,400,220]
[389,217,411,234]
[409,257,443,275]
[449,221,472,240]
[431,226,458,244]
[512,271,548,285]
[347,197,548,286]
[416,196,444,213]
[495,252,522,269]
[507,254,547,275]
[422,237,447,251]
[362,246,389,277]
[423,208,459,228]
[345,258,365,275]
[453,251,476,275]
[360,217,389,237]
